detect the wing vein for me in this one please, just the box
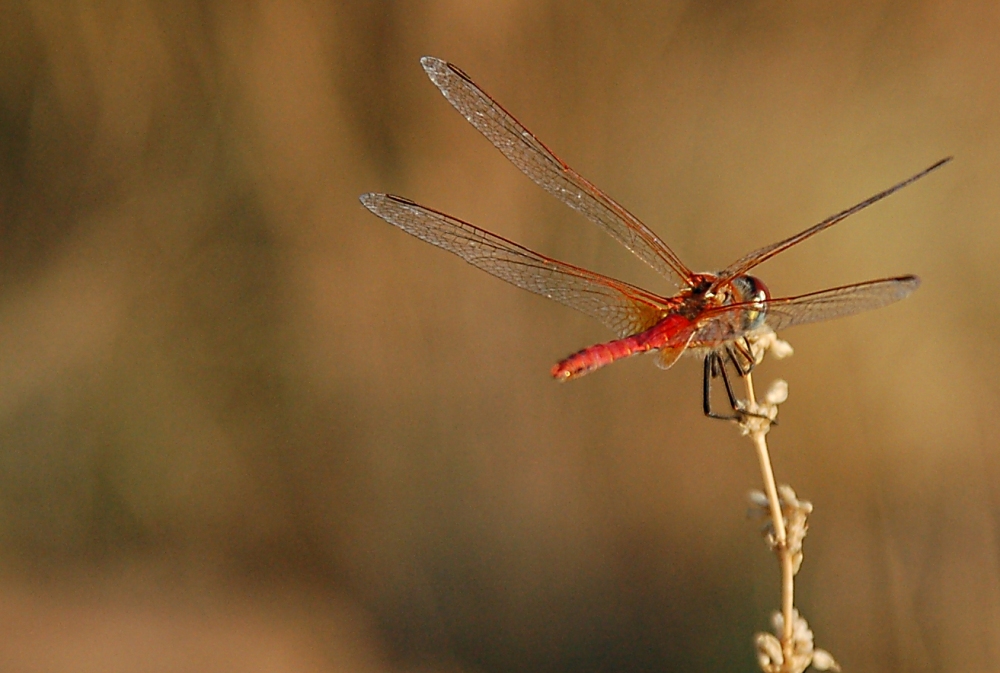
[421,56,694,288]
[361,193,669,337]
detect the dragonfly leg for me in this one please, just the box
[703,348,775,423]
[703,351,743,421]
[727,337,756,376]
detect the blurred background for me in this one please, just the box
[0,1,996,671]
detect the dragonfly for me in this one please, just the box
[360,56,949,419]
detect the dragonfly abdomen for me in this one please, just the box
[551,338,650,380]
[551,313,692,381]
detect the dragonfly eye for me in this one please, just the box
[732,276,770,331]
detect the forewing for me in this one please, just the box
[716,158,951,285]
[420,56,694,288]
[760,276,920,332]
[361,193,668,337]
[692,276,920,345]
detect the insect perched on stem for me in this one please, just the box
[361,56,949,419]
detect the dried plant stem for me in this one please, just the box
[742,335,836,673]
[743,373,795,661]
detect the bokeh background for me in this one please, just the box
[0,2,996,671]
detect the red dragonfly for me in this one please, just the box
[361,56,949,418]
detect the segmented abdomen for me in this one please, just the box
[551,313,693,380]
[551,337,650,380]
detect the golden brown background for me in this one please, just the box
[0,2,994,671]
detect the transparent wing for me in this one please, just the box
[420,56,695,288]
[760,276,920,332]
[361,193,670,337]
[692,276,920,346]
[716,159,950,285]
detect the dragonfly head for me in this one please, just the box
[730,275,770,331]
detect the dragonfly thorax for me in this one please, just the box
[677,273,722,319]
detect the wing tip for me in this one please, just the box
[900,274,921,294]
[420,56,447,81]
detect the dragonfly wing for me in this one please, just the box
[716,159,950,284]
[652,330,695,370]
[361,193,669,337]
[420,56,694,288]
[691,276,920,345]
[759,276,920,333]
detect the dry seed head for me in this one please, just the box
[755,632,784,673]
[765,380,789,406]
[755,609,837,673]
[748,489,770,511]
[738,380,787,436]
[747,485,812,568]
[811,649,841,672]
[738,332,792,434]
[749,329,794,364]
[777,485,812,575]
[747,489,781,553]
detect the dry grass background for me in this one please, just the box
[0,1,996,671]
